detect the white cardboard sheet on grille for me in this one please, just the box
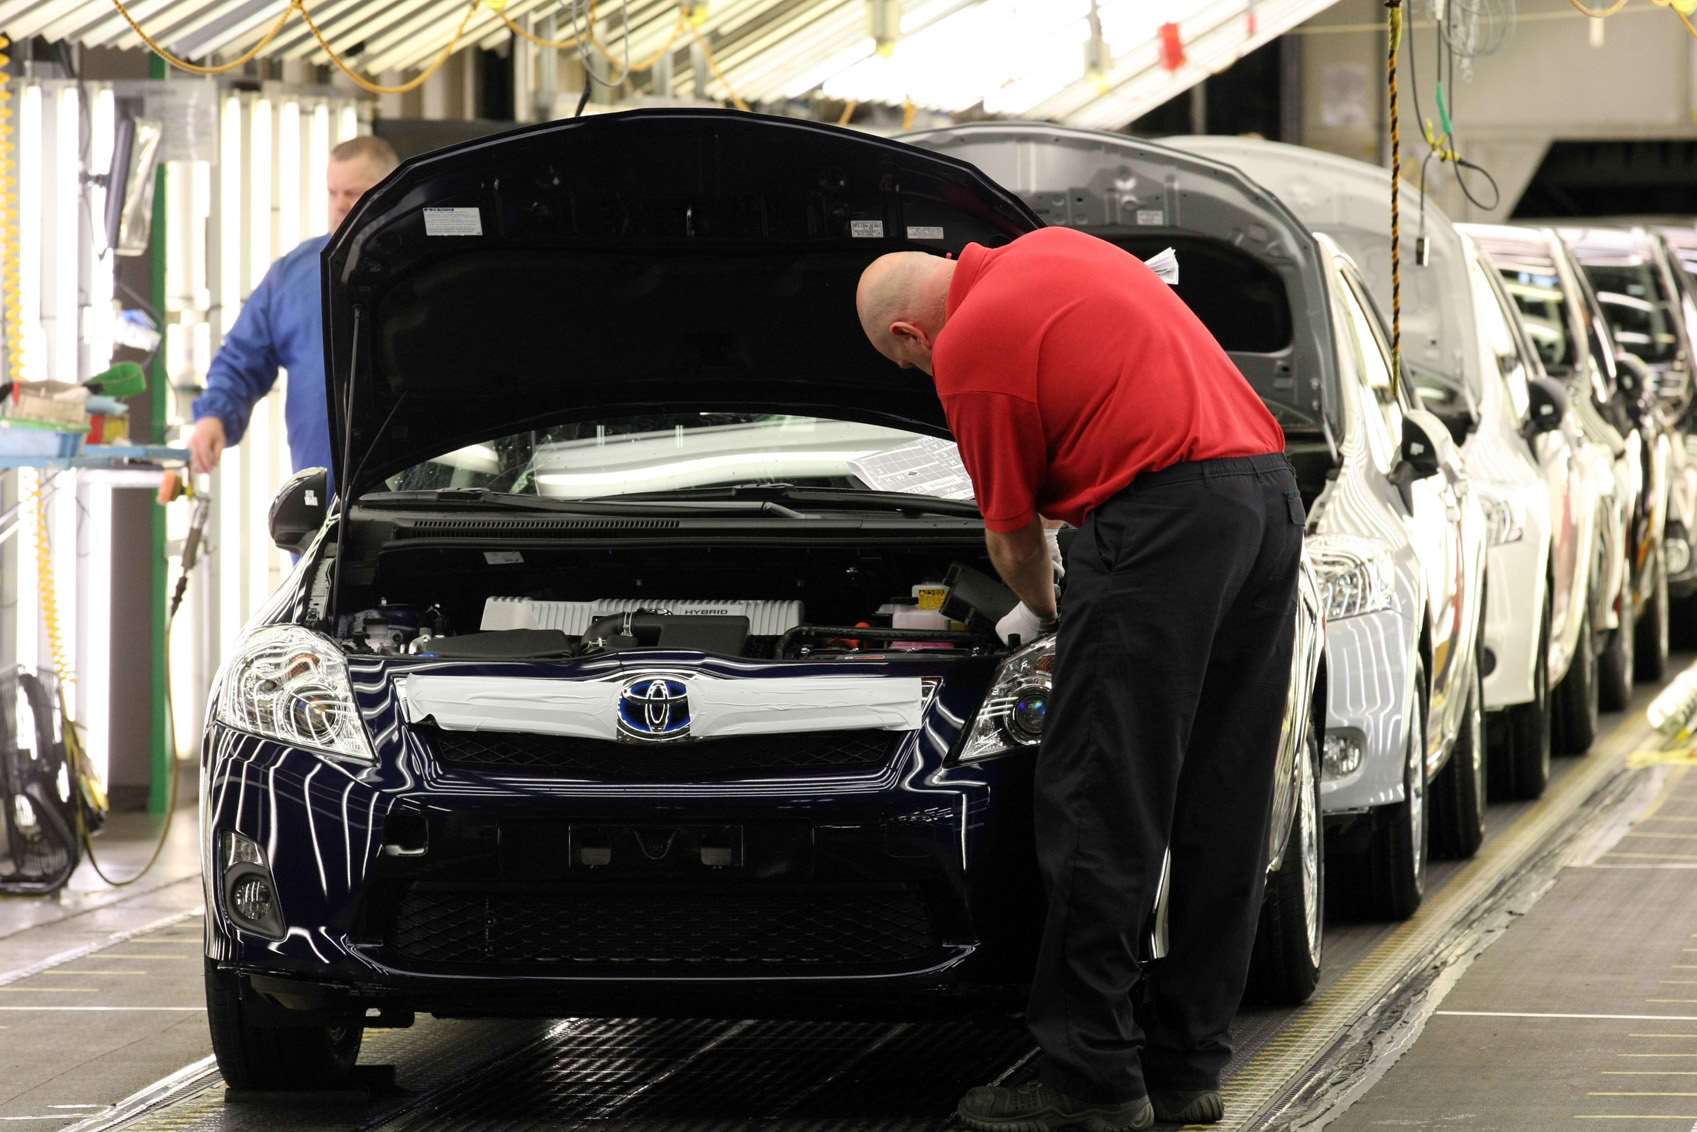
[401,674,924,740]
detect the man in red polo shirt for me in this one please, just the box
[857,227,1300,1132]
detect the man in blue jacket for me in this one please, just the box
[181,135,398,484]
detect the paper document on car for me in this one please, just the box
[850,437,976,501]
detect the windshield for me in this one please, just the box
[1497,267,1577,374]
[379,413,974,502]
[1581,262,1681,366]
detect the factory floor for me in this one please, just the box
[0,677,1692,1131]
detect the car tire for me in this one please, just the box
[1599,565,1636,712]
[1490,597,1552,802]
[1431,647,1487,859]
[1552,598,1599,755]
[1366,659,1428,921]
[204,958,363,1090]
[1636,544,1670,684]
[1248,716,1324,1005]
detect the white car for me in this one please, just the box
[1172,137,1599,812]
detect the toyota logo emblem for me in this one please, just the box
[617,677,692,742]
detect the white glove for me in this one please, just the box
[1045,526,1065,580]
[996,602,1057,646]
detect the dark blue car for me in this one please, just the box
[199,110,1326,1089]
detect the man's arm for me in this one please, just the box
[190,264,286,455]
[986,517,1056,619]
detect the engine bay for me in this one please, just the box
[334,540,1024,661]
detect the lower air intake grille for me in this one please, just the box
[421,727,897,779]
[388,885,937,972]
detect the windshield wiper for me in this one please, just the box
[587,483,984,518]
[359,488,808,519]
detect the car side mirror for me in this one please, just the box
[1523,376,1568,437]
[1398,414,1443,481]
[269,467,328,553]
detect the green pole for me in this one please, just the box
[147,54,169,815]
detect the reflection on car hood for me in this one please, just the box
[323,109,1042,496]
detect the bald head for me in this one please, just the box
[856,252,956,375]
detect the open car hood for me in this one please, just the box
[900,122,1341,442]
[323,109,1042,496]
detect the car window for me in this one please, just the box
[379,413,945,500]
[1469,258,1533,422]
[1334,274,1403,472]
[1581,261,1680,366]
[1497,266,1576,375]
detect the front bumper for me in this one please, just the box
[200,723,1046,1017]
[1321,608,1417,813]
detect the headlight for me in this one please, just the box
[1308,534,1396,620]
[958,637,1056,762]
[1476,487,1526,546]
[215,625,374,762]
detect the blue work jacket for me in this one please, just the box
[191,236,335,482]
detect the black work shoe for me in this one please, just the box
[1150,1088,1224,1124]
[956,1080,1154,1132]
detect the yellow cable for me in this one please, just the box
[902,98,917,131]
[835,99,858,127]
[687,24,750,112]
[0,34,20,388]
[1386,0,1404,390]
[299,0,482,95]
[1680,6,1697,38]
[109,0,300,76]
[498,6,582,48]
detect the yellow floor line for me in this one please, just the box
[1204,708,1657,1130]
[1590,1092,1697,1097]
[1573,1116,1697,1121]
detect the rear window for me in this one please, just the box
[1110,235,1293,353]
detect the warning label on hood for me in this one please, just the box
[424,207,484,237]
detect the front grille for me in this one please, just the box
[421,727,897,779]
[387,884,937,972]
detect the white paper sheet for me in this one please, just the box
[848,436,976,501]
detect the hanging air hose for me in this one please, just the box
[27,473,208,888]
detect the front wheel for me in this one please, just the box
[205,959,363,1090]
[1636,543,1670,683]
[1364,659,1428,921]
[1248,717,1324,1005]
[1553,599,1599,755]
[1490,597,1552,802]
[1600,563,1636,712]
[1432,648,1487,859]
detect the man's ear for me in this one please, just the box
[889,320,932,350]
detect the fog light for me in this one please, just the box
[1668,536,1692,579]
[1323,732,1363,779]
[221,832,285,939]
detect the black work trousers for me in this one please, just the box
[1027,453,1304,1104]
